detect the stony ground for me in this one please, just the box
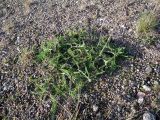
[0,0,160,120]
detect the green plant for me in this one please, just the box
[33,29,127,118]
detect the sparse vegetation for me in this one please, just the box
[19,48,33,67]
[136,12,158,34]
[31,29,126,118]
[136,11,159,42]
[1,0,160,119]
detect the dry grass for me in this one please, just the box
[135,11,159,44]
[19,48,33,67]
[2,20,14,34]
[136,11,158,37]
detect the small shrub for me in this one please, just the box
[33,29,127,118]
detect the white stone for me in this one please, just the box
[143,85,151,92]
[138,97,144,104]
[143,112,155,120]
[93,105,98,112]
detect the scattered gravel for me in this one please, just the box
[0,0,160,119]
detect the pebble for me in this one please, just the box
[138,97,144,104]
[143,112,155,120]
[143,85,151,92]
[153,81,158,85]
[145,66,152,74]
[137,91,146,97]
[3,86,7,91]
[15,36,20,44]
[93,105,98,112]
[120,24,126,29]
[137,91,145,104]
[84,94,88,99]
[128,28,132,33]
[154,66,160,74]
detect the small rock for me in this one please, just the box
[128,28,133,33]
[154,66,160,74]
[143,112,155,120]
[84,94,88,99]
[15,36,20,44]
[3,86,7,91]
[93,105,98,112]
[17,47,20,53]
[138,97,144,104]
[137,91,145,104]
[120,24,126,29]
[143,85,151,92]
[153,81,158,85]
[145,66,152,74]
[137,92,146,97]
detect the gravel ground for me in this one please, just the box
[0,0,160,120]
